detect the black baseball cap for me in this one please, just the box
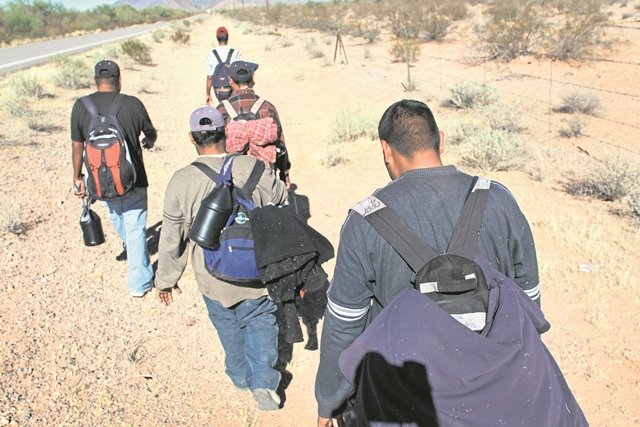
[228,61,259,84]
[95,60,120,78]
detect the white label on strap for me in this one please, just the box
[464,273,476,280]
[352,196,387,217]
[473,178,491,191]
[419,282,438,294]
[451,312,487,331]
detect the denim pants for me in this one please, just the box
[203,295,281,392]
[104,187,153,295]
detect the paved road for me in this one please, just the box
[0,22,170,75]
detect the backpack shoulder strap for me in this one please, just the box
[222,99,238,120]
[447,177,491,260]
[213,49,223,64]
[351,196,437,272]
[106,94,127,117]
[191,162,220,182]
[250,97,266,116]
[225,48,234,65]
[80,96,99,117]
[239,159,265,198]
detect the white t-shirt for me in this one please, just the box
[206,46,243,75]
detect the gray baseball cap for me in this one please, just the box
[189,106,225,132]
[228,61,259,83]
[95,60,120,78]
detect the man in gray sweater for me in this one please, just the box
[315,100,540,426]
[156,106,287,411]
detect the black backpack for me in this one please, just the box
[80,94,136,201]
[352,177,491,332]
[211,49,234,102]
[221,97,266,122]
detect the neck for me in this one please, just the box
[196,144,225,156]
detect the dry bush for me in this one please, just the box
[478,1,546,61]
[460,128,529,171]
[171,29,191,44]
[121,39,152,64]
[389,38,421,63]
[8,74,44,99]
[438,0,469,21]
[308,48,325,59]
[564,156,640,201]
[152,30,166,43]
[452,119,483,145]
[556,91,601,115]
[0,204,26,235]
[621,189,640,218]
[445,83,496,109]
[545,3,609,61]
[52,56,92,89]
[321,143,348,167]
[560,114,590,138]
[477,100,527,133]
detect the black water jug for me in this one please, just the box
[80,205,105,246]
[188,184,233,250]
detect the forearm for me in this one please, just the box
[206,76,213,96]
[71,140,84,179]
[156,215,189,290]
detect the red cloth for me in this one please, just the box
[226,117,278,164]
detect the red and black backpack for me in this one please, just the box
[80,94,136,200]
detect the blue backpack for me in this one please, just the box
[211,48,234,102]
[195,155,265,286]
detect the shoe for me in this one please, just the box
[130,289,150,298]
[252,388,281,411]
[116,244,127,262]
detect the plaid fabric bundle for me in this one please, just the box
[226,117,278,164]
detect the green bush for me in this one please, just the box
[460,128,529,171]
[389,37,421,63]
[545,7,608,61]
[121,39,152,64]
[52,56,91,89]
[331,104,378,143]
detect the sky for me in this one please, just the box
[0,0,114,11]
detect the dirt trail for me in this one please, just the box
[1,11,639,427]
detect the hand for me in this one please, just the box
[156,285,182,306]
[205,94,212,106]
[317,416,334,427]
[141,137,155,150]
[285,177,291,190]
[73,177,85,199]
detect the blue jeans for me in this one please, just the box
[203,295,281,392]
[104,187,153,295]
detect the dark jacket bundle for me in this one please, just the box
[252,205,334,343]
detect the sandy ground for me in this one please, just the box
[1,7,640,426]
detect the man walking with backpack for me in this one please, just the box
[71,60,157,298]
[216,61,291,188]
[206,26,242,105]
[155,106,287,411]
[312,101,585,427]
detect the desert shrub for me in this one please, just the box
[460,128,529,171]
[446,83,496,109]
[121,39,152,64]
[279,38,294,48]
[96,44,120,62]
[389,37,421,63]
[344,22,381,43]
[556,91,601,115]
[321,144,348,167]
[438,0,469,20]
[560,114,589,137]
[621,189,640,218]
[0,203,25,235]
[182,19,191,27]
[331,104,378,143]
[452,119,482,145]
[9,73,44,99]
[171,29,190,44]
[476,100,527,133]
[545,9,608,61]
[565,157,640,201]
[478,1,546,61]
[3,93,32,118]
[309,48,325,59]
[52,56,91,89]
[152,29,165,43]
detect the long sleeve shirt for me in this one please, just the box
[315,165,540,418]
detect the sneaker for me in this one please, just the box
[116,244,127,262]
[252,388,281,411]
[130,289,150,298]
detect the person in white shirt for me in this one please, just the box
[206,26,243,105]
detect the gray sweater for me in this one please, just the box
[155,154,287,308]
[315,165,539,418]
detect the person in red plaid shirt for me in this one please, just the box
[216,61,291,189]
